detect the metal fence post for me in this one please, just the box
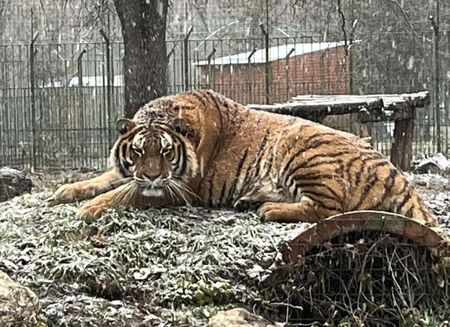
[77,49,86,166]
[206,47,216,88]
[246,49,257,103]
[29,31,38,171]
[430,3,440,153]
[259,23,270,104]
[285,48,295,101]
[100,29,113,148]
[184,27,193,92]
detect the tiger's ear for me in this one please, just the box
[117,118,136,135]
[174,118,188,135]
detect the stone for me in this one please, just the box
[0,270,46,326]
[0,167,33,202]
[415,153,450,174]
[208,308,280,327]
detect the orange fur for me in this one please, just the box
[53,90,437,227]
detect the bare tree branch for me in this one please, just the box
[337,0,348,56]
[384,0,420,38]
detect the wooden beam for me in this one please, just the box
[247,92,429,123]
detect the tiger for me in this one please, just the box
[52,89,438,227]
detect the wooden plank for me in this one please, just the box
[248,92,429,122]
[247,98,383,122]
[248,92,428,172]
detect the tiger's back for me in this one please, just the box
[161,90,436,226]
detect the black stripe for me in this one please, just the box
[219,182,228,206]
[221,95,231,131]
[295,150,350,169]
[405,206,414,218]
[294,172,339,181]
[114,126,146,176]
[281,131,337,176]
[249,129,271,181]
[396,188,412,213]
[174,135,188,176]
[294,181,342,201]
[302,191,342,211]
[205,90,224,134]
[287,158,345,186]
[227,148,249,204]
[288,117,298,125]
[353,156,384,190]
[375,168,398,208]
[352,161,389,210]
[343,154,365,190]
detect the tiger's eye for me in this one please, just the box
[162,146,172,155]
[133,146,143,156]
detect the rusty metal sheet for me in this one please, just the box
[282,210,450,264]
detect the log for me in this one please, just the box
[0,167,32,202]
[247,91,429,123]
[390,109,415,171]
[247,98,384,122]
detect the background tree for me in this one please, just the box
[113,0,169,118]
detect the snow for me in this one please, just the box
[194,41,349,66]
[43,75,124,88]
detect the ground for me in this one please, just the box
[0,171,449,326]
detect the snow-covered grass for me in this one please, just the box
[0,172,449,326]
[0,190,309,326]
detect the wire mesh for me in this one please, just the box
[0,30,449,170]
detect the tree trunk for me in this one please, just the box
[113,0,169,118]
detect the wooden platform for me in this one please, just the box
[248,92,430,171]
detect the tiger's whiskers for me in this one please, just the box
[167,179,198,206]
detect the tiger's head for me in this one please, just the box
[110,118,199,199]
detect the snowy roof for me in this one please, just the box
[194,41,348,66]
[42,75,124,88]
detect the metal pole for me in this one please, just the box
[100,29,113,148]
[77,49,86,166]
[285,48,295,101]
[184,27,193,92]
[247,49,257,103]
[29,22,38,171]
[430,0,441,152]
[260,24,270,104]
[206,47,216,89]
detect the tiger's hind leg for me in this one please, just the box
[52,169,129,204]
[258,196,339,223]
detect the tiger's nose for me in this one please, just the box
[143,172,162,181]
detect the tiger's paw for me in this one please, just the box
[257,202,288,222]
[52,183,95,203]
[77,200,108,222]
[233,197,263,212]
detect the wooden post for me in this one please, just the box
[390,107,415,171]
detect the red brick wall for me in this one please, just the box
[197,46,350,104]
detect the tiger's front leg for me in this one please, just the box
[77,182,173,221]
[52,169,128,203]
[257,196,340,223]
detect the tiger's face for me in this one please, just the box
[110,119,199,199]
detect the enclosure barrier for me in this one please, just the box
[259,211,450,324]
[0,29,449,170]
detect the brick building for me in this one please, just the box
[195,41,351,104]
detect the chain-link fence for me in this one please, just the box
[0,26,449,170]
